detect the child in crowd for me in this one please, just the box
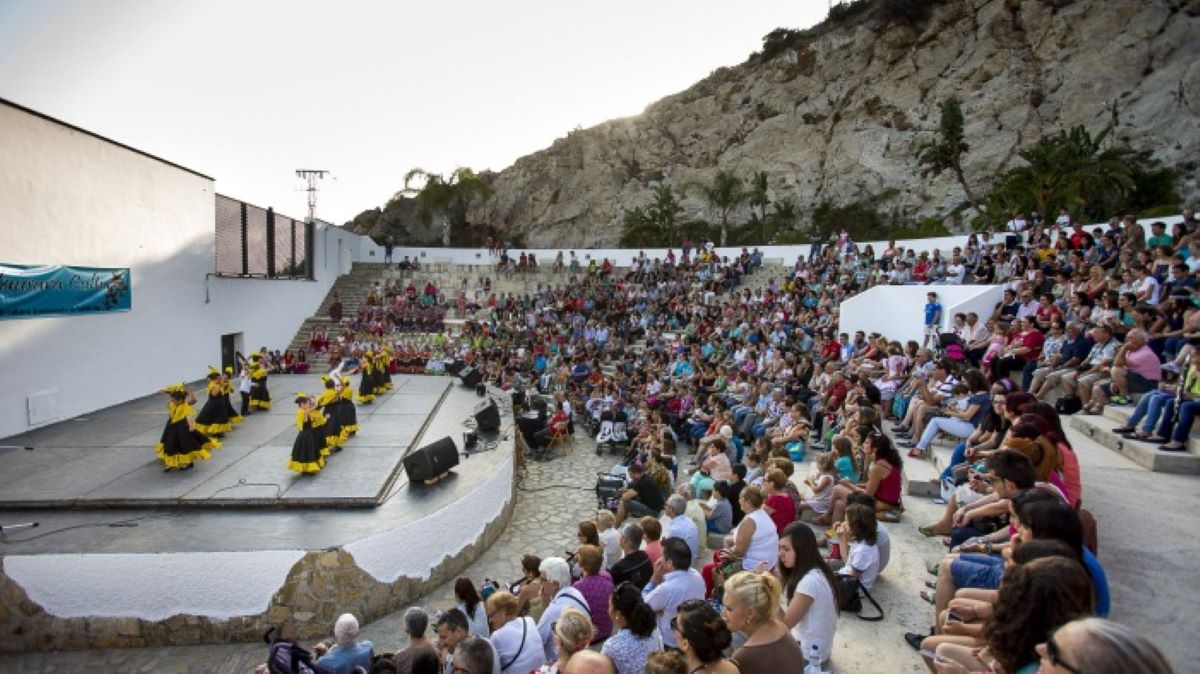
[831,434,860,483]
[595,509,621,570]
[799,452,837,521]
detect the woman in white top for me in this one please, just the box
[486,591,547,674]
[703,486,778,597]
[773,522,839,663]
[454,577,490,637]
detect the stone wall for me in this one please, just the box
[0,476,516,652]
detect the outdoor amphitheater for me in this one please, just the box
[2,2,1198,673]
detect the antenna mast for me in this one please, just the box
[295,169,329,222]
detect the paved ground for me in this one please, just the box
[3,423,1197,672]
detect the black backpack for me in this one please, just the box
[264,628,336,674]
[836,576,884,621]
[1055,395,1083,415]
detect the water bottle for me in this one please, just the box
[804,643,824,674]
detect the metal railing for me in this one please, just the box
[215,194,313,279]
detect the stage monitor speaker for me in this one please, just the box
[459,366,483,388]
[403,436,459,483]
[473,399,501,432]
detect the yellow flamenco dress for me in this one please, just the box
[316,386,348,451]
[193,375,233,436]
[155,398,220,470]
[249,364,272,410]
[288,407,327,474]
[357,360,376,404]
[338,380,359,435]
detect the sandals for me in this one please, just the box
[1112,426,1136,434]
[904,631,927,651]
[907,448,927,459]
[1162,442,1187,451]
[926,561,941,576]
[918,525,938,537]
[919,590,936,605]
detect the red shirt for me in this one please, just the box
[765,492,795,534]
[1013,329,1045,361]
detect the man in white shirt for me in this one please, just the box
[642,538,706,649]
[943,256,966,285]
[664,494,701,558]
[536,557,590,661]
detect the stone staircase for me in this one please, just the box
[1069,404,1200,474]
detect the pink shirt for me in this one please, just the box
[1125,345,1162,382]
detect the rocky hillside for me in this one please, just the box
[350,0,1198,246]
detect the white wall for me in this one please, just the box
[839,284,1004,346]
[0,102,360,439]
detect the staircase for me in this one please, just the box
[1069,404,1200,475]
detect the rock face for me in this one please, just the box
[472,0,1200,247]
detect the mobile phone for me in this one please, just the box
[918,649,949,663]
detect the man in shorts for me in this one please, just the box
[923,291,943,349]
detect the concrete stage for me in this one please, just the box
[0,375,519,652]
[0,374,452,508]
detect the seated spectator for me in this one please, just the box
[834,503,881,590]
[312,613,373,674]
[724,571,805,672]
[671,599,739,674]
[1035,618,1173,674]
[614,463,665,526]
[640,516,664,565]
[454,577,490,637]
[826,433,903,524]
[774,523,838,666]
[642,538,706,649]
[701,486,779,596]
[547,608,595,673]
[486,591,547,674]
[663,494,700,559]
[436,609,500,674]
[697,479,734,534]
[538,557,591,661]
[573,545,614,642]
[610,523,653,589]
[595,509,622,570]
[393,608,438,672]
[935,557,1094,674]
[1086,328,1160,413]
[453,636,501,674]
[601,581,663,674]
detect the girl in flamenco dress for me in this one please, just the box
[193,367,233,437]
[337,374,359,436]
[155,384,220,472]
[316,376,348,453]
[220,366,244,427]
[248,354,272,410]
[357,351,377,404]
[288,393,327,475]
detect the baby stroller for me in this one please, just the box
[937,332,965,362]
[595,407,631,455]
[595,472,625,511]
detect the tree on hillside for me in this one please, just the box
[620,184,684,247]
[917,97,983,217]
[687,169,747,247]
[995,125,1134,221]
[400,167,493,247]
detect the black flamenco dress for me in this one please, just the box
[249,366,272,410]
[222,381,244,426]
[317,389,347,451]
[193,382,233,436]
[288,409,327,474]
[338,385,359,435]
[155,402,220,469]
[357,362,376,404]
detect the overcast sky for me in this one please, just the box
[0,0,827,224]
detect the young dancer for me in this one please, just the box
[248,354,272,410]
[155,383,220,471]
[316,376,348,453]
[221,366,244,427]
[289,393,327,475]
[337,373,359,436]
[357,351,377,404]
[193,367,233,437]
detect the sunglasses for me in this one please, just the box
[1046,634,1080,673]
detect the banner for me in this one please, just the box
[0,264,131,319]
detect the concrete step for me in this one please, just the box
[1069,412,1200,475]
[1099,403,1200,453]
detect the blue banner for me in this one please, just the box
[0,264,131,319]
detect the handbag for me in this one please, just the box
[836,575,883,621]
[713,549,743,589]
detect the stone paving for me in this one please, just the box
[0,434,621,673]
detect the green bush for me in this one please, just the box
[827,0,872,23]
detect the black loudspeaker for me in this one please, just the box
[403,436,460,482]
[474,398,501,432]
[459,366,483,388]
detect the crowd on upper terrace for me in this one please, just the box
[276,209,1192,674]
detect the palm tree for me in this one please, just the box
[619,184,684,247]
[401,167,493,246]
[997,125,1134,219]
[687,169,747,246]
[917,98,983,217]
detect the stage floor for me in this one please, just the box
[0,375,452,508]
[0,375,517,556]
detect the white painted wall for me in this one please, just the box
[0,102,362,439]
[4,549,306,620]
[839,284,1005,346]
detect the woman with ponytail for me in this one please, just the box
[601,581,662,674]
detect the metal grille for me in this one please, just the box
[244,204,269,276]
[215,195,244,276]
[214,194,313,279]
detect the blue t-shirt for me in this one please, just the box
[1083,548,1111,617]
[835,456,859,483]
[924,302,943,326]
[316,640,374,674]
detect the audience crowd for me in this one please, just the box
[271,213,1193,673]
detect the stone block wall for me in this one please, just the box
[0,479,516,652]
